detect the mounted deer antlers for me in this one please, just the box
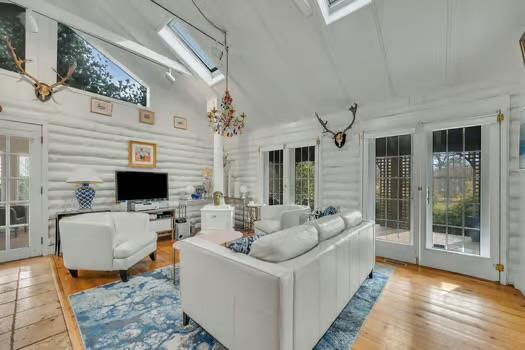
[5,39,75,102]
[315,103,358,148]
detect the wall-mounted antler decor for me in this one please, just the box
[5,39,76,102]
[315,103,358,148]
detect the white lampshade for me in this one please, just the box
[184,185,195,194]
[239,184,248,194]
[66,167,103,184]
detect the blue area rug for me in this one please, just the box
[70,265,393,350]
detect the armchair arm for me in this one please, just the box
[59,213,115,270]
[280,208,310,230]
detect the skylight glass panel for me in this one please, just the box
[168,20,218,73]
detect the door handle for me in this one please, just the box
[426,186,430,206]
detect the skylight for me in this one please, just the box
[158,19,224,86]
[168,20,218,73]
[317,0,371,25]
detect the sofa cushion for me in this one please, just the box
[228,234,262,254]
[253,220,281,234]
[340,210,363,229]
[114,231,156,259]
[311,214,345,241]
[249,225,318,262]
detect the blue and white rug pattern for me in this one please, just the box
[70,265,393,350]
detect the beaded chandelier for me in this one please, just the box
[207,39,246,137]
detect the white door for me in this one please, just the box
[419,122,500,281]
[0,120,43,262]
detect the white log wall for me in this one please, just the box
[226,89,525,294]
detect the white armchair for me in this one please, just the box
[254,205,310,235]
[59,212,157,282]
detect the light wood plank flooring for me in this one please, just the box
[0,257,71,350]
[2,240,524,350]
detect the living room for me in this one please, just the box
[0,0,525,349]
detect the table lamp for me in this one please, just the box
[66,167,103,209]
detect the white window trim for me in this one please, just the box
[158,23,224,87]
[316,0,371,25]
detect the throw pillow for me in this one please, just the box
[228,234,262,254]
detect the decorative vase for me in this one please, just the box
[75,183,96,209]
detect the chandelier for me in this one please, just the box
[207,37,246,137]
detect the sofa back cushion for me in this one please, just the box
[249,225,318,262]
[340,210,363,229]
[311,214,345,241]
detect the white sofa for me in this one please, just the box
[179,211,375,350]
[59,212,157,282]
[254,204,310,235]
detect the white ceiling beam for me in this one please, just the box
[9,0,191,75]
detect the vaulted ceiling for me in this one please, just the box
[39,0,525,128]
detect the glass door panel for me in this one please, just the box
[292,146,315,210]
[375,135,412,244]
[430,126,481,255]
[263,149,284,205]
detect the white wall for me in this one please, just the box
[226,85,525,293]
[0,13,213,250]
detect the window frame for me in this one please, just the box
[56,25,150,107]
[316,0,371,25]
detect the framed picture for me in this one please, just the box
[139,109,155,125]
[174,116,188,130]
[520,110,525,169]
[128,141,157,168]
[90,98,113,116]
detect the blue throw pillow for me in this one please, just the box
[229,234,262,254]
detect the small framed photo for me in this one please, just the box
[174,116,187,130]
[128,140,157,168]
[90,98,113,116]
[139,109,155,125]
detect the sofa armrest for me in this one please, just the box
[280,208,309,230]
[59,216,115,270]
[179,238,293,350]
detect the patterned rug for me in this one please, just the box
[70,265,393,350]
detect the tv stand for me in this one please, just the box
[142,208,176,240]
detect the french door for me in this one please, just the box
[420,122,500,281]
[260,143,318,209]
[367,119,501,281]
[0,120,43,262]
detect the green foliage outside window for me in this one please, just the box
[0,4,25,73]
[57,24,147,106]
[295,162,315,209]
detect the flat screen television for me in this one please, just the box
[116,171,169,202]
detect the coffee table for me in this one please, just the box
[173,230,243,283]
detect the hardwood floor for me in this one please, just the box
[0,257,71,350]
[1,240,523,349]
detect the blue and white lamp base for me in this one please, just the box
[75,183,96,209]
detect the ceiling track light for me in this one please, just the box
[164,68,176,84]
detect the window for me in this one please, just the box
[168,20,218,73]
[266,150,283,205]
[431,126,481,255]
[158,20,224,86]
[316,0,371,25]
[375,135,412,244]
[57,24,148,106]
[293,146,316,209]
[0,4,25,73]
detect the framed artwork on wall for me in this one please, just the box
[128,140,157,168]
[139,109,155,125]
[174,116,187,130]
[90,98,113,116]
[519,110,525,169]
